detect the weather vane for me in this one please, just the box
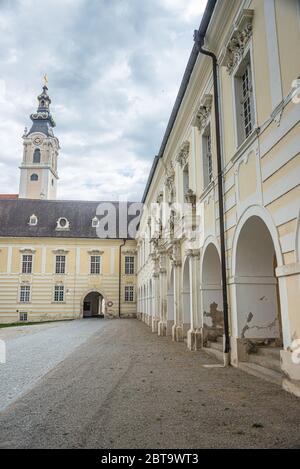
[43,74,48,87]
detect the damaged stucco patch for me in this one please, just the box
[204,302,223,329]
[241,311,278,339]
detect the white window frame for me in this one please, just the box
[55,255,66,274]
[233,47,256,148]
[54,285,64,302]
[125,256,135,275]
[90,255,101,275]
[19,311,28,322]
[20,285,31,303]
[22,254,33,274]
[125,285,134,302]
[202,123,213,189]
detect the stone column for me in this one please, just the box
[186,249,202,350]
[158,252,167,336]
[171,247,183,342]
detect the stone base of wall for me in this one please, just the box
[151,316,159,333]
[158,321,167,336]
[172,324,184,342]
[187,328,203,351]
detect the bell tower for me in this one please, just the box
[19,80,60,199]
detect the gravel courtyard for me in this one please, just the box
[0,319,300,449]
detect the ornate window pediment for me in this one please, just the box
[192,94,213,131]
[176,141,190,168]
[221,9,254,75]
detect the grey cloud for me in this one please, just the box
[0,0,206,200]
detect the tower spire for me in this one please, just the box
[26,78,56,137]
[19,80,60,200]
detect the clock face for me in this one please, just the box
[33,137,42,145]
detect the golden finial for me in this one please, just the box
[43,74,48,87]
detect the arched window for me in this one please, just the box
[30,173,38,181]
[33,148,41,163]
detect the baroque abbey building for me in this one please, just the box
[0,84,141,321]
[136,0,300,397]
[0,0,300,398]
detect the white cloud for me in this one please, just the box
[0,0,207,201]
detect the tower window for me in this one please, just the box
[33,148,41,163]
[30,174,38,181]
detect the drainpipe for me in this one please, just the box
[118,239,126,318]
[194,31,230,361]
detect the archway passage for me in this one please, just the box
[201,243,223,341]
[235,216,282,343]
[83,292,104,318]
[234,216,282,378]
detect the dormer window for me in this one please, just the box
[29,214,38,226]
[30,173,38,181]
[92,216,99,228]
[56,217,70,231]
[33,148,41,163]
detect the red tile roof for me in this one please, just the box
[0,194,18,199]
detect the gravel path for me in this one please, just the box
[0,319,300,449]
[0,319,106,411]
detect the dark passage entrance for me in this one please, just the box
[83,292,104,318]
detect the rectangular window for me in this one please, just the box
[125,256,135,275]
[125,285,134,302]
[234,53,255,146]
[19,311,28,322]
[202,124,213,188]
[54,285,64,302]
[22,254,32,274]
[55,255,66,274]
[90,255,101,274]
[20,285,30,303]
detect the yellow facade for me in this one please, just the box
[0,237,137,322]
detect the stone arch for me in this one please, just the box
[81,289,105,318]
[231,205,283,275]
[200,241,223,340]
[232,212,283,343]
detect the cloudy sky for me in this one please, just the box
[0,0,207,201]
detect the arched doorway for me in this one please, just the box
[83,291,104,318]
[201,243,223,342]
[182,258,191,338]
[235,216,282,342]
[234,215,282,377]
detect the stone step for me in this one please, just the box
[216,336,223,344]
[248,352,281,373]
[256,346,281,360]
[207,340,223,352]
[239,362,282,386]
[203,346,224,363]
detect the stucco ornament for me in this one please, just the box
[192,94,212,131]
[176,140,190,168]
[165,161,176,201]
[221,9,254,74]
